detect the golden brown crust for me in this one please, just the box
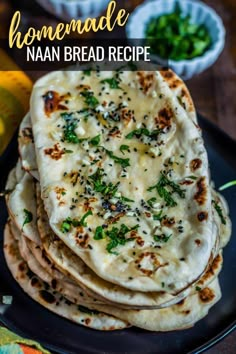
[44,143,65,160]
[194,177,207,206]
[190,158,202,172]
[199,287,215,303]
[137,71,155,94]
[43,91,69,117]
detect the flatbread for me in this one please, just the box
[36,182,223,309]
[91,277,221,331]
[5,218,221,332]
[6,165,41,245]
[3,222,129,331]
[10,221,105,306]
[30,69,216,293]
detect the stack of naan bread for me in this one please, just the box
[4,69,231,331]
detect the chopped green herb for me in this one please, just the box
[106,224,139,255]
[94,224,139,254]
[61,211,93,233]
[61,114,100,146]
[80,90,99,109]
[212,200,226,225]
[89,168,119,197]
[186,175,197,180]
[154,233,172,243]
[148,172,185,207]
[64,149,74,154]
[126,128,161,141]
[89,135,100,146]
[195,286,202,292]
[119,196,134,203]
[84,69,91,76]
[105,149,130,168]
[161,282,165,288]
[61,219,72,233]
[61,113,80,144]
[219,180,236,191]
[126,128,149,139]
[120,144,130,155]
[101,78,121,89]
[94,226,106,240]
[22,209,33,228]
[147,197,157,208]
[145,3,211,61]
[153,210,164,221]
[79,210,93,227]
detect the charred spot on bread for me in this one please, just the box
[194,177,207,205]
[190,158,202,172]
[199,287,215,303]
[43,91,68,117]
[44,144,65,160]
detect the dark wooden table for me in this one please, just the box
[188,0,236,141]
[0,0,235,353]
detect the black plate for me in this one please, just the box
[0,115,235,354]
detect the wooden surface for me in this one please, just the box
[0,0,235,353]
[188,0,236,140]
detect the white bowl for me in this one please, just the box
[126,0,225,80]
[35,0,111,22]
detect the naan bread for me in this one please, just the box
[5,164,41,245]
[3,222,129,331]
[18,113,39,180]
[90,277,221,331]
[4,220,221,332]
[5,159,227,310]
[10,221,105,306]
[35,176,223,309]
[30,69,216,293]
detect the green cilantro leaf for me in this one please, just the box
[147,197,157,208]
[94,224,139,254]
[105,149,130,168]
[89,168,120,197]
[78,210,93,227]
[94,226,106,240]
[89,135,100,146]
[80,90,99,109]
[61,211,93,233]
[101,78,122,89]
[145,4,211,61]
[84,69,91,76]
[219,180,236,191]
[125,128,161,140]
[153,210,164,221]
[212,200,226,225]
[119,144,130,155]
[154,233,172,243]
[22,209,33,228]
[148,172,185,207]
